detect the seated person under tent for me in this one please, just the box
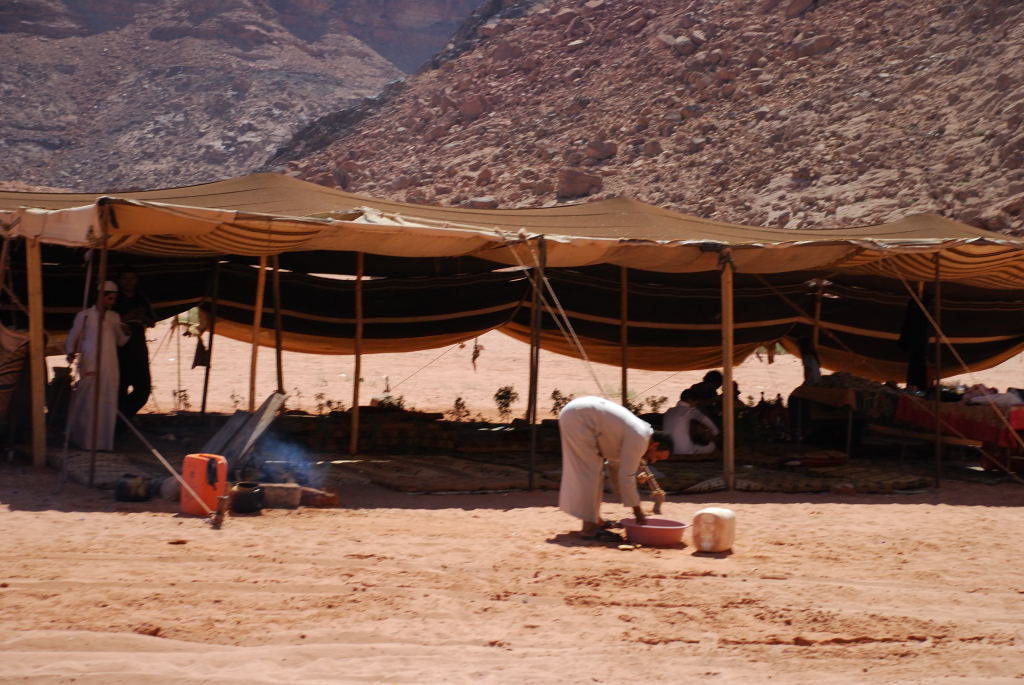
[662,389,720,458]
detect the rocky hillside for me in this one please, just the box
[284,0,1024,233]
[0,0,479,191]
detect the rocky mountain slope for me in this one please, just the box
[284,0,1024,233]
[0,0,479,191]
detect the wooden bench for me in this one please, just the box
[862,423,983,462]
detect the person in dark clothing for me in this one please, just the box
[898,294,932,391]
[797,336,822,384]
[687,370,723,403]
[686,370,743,425]
[113,266,155,418]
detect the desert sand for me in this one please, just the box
[3,325,1023,683]
[2,464,1023,683]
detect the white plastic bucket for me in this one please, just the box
[691,507,736,552]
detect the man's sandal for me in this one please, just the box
[581,529,624,542]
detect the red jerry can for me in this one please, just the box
[180,453,228,516]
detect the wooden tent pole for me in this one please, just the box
[200,260,219,417]
[249,255,267,413]
[25,237,46,467]
[933,256,943,484]
[88,233,109,487]
[720,251,735,490]
[272,254,284,394]
[175,314,182,410]
[527,237,546,490]
[349,252,364,456]
[619,266,629,406]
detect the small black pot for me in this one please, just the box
[115,473,150,502]
[229,481,264,514]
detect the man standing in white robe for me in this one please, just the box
[558,396,673,539]
[65,281,130,451]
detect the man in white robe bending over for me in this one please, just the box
[558,396,673,540]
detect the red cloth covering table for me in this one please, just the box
[895,394,1024,448]
[1011,406,1024,431]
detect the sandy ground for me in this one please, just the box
[2,465,1023,684]
[8,323,1023,683]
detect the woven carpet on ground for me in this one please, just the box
[47,446,945,495]
[326,454,561,493]
[670,464,934,494]
[48,449,174,489]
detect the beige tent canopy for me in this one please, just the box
[4,173,1024,374]
[4,173,1024,285]
[3,173,1024,476]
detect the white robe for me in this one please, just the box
[65,306,129,450]
[662,400,719,455]
[557,396,652,523]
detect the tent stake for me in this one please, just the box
[350,252,364,456]
[248,255,267,413]
[116,410,217,521]
[720,251,735,490]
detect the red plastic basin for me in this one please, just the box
[620,517,688,546]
